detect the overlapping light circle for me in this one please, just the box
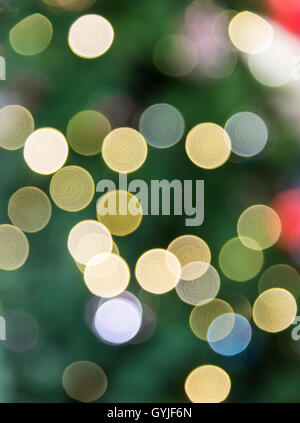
[167,235,211,280]
[68,220,112,265]
[84,253,130,298]
[176,264,220,306]
[135,249,181,294]
[208,313,252,356]
[189,299,233,341]
[237,205,281,250]
[93,292,142,345]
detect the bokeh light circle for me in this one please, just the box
[68,220,112,265]
[139,103,185,149]
[94,292,142,345]
[8,187,52,233]
[24,128,69,175]
[135,249,181,294]
[84,253,130,298]
[62,361,107,402]
[186,123,231,169]
[167,235,211,280]
[2,309,39,353]
[185,365,231,403]
[237,205,281,250]
[50,166,94,212]
[189,299,233,341]
[208,313,252,356]
[97,190,143,236]
[176,264,220,306]
[0,105,34,151]
[102,127,148,173]
[9,13,53,56]
[153,34,197,77]
[225,112,268,157]
[68,14,114,59]
[258,264,300,298]
[0,224,29,271]
[219,237,264,282]
[66,110,111,156]
[228,11,273,54]
[253,288,297,333]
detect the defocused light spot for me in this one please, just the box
[186,123,231,169]
[24,128,68,175]
[56,0,96,12]
[271,189,300,250]
[259,264,300,298]
[0,105,34,150]
[10,14,53,56]
[228,11,273,54]
[208,313,252,356]
[2,309,39,352]
[102,127,147,173]
[253,288,297,333]
[185,365,231,403]
[68,220,112,265]
[94,292,142,345]
[222,292,252,321]
[176,264,220,306]
[68,14,114,59]
[50,166,94,212]
[0,269,18,290]
[97,190,142,236]
[225,112,268,157]
[248,24,297,87]
[135,249,181,294]
[139,103,185,149]
[67,110,111,156]
[8,186,52,233]
[63,361,107,402]
[189,299,233,341]
[219,237,263,282]
[0,224,29,271]
[167,235,211,280]
[84,253,130,297]
[153,34,197,77]
[237,205,281,250]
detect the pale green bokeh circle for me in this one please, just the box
[67,110,111,156]
[219,237,263,282]
[10,14,53,56]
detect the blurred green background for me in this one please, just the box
[0,0,299,403]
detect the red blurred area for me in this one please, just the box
[272,189,300,250]
[265,0,300,36]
